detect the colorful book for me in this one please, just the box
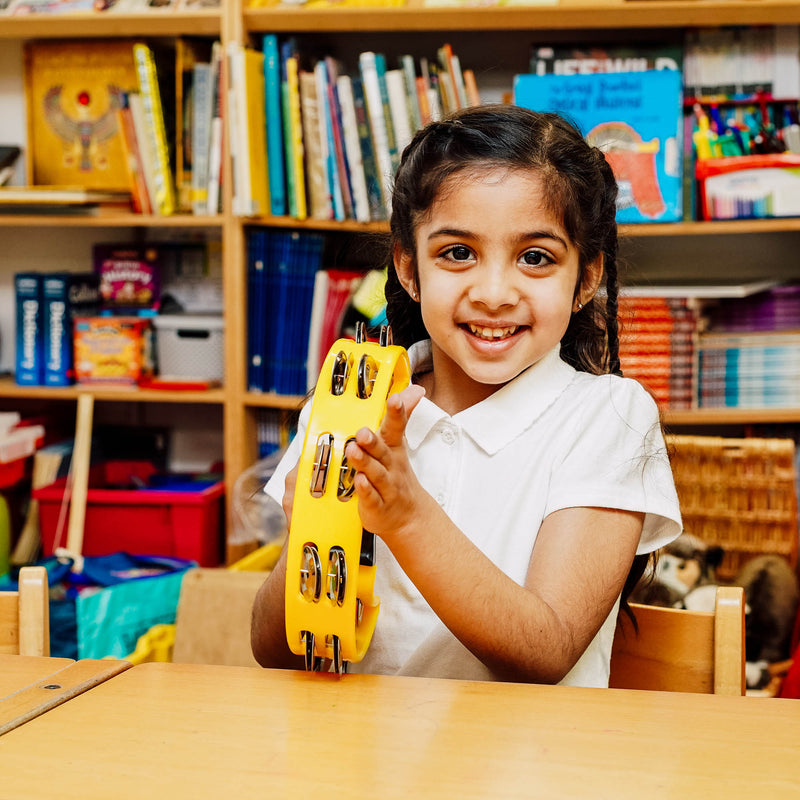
[263,34,287,216]
[385,68,413,155]
[133,43,176,215]
[243,47,270,217]
[116,92,152,214]
[351,76,385,221]
[42,272,100,386]
[298,68,332,220]
[325,57,355,221]
[285,55,307,221]
[337,74,371,223]
[14,272,43,386]
[314,59,344,221]
[514,69,683,223]
[128,91,159,216]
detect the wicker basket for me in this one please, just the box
[666,435,800,582]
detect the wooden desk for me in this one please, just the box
[0,654,130,736]
[0,662,798,798]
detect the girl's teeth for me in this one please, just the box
[468,324,517,340]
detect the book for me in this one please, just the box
[133,43,176,215]
[0,186,130,205]
[385,68,413,155]
[42,272,100,386]
[206,41,224,216]
[0,145,21,185]
[14,272,43,386]
[116,92,152,214]
[351,76,385,221]
[314,60,344,221]
[285,54,307,220]
[127,92,159,215]
[24,40,140,191]
[513,69,683,223]
[336,75,371,223]
[298,68,332,221]
[190,61,214,215]
[359,51,395,215]
[243,47,270,217]
[263,34,287,217]
[529,41,683,76]
[324,57,354,221]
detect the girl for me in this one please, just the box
[251,105,682,686]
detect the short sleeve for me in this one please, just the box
[545,377,682,555]
[263,400,311,507]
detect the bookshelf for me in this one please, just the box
[3,2,800,562]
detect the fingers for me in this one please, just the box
[379,384,425,448]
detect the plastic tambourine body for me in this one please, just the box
[284,325,410,674]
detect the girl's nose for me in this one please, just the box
[468,264,519,309]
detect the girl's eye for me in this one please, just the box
[521,249,553,268]
[443,245,473,262]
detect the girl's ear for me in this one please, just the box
[394,244,419,301]
[576,254,604,309]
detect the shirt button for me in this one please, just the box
[436,493,445,506]
[441,429,455,445]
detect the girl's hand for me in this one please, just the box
[345,384,427,545]
[281,462,299,529]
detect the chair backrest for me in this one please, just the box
[0,566,50,657]
[172,568,269,667]
[609,585,745,695]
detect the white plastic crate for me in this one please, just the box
[153,314,224,382]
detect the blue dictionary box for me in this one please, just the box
[513,69,683,223]
[42,272,100,386]
[14,272,43,386]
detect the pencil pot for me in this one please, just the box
[696,153,800,221]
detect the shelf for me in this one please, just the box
[0,10,221,39]
[0,210,224,228]
[664,407,800,426]
[0,377,225,404]
[244,1,800,34]
[244,391,304,410]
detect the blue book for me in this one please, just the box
[42,272,100,386]
[247,232,265,392]
[263,35,287,216]
[513,69,683,223]
[14,272,43,386]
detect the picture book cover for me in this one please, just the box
[24,40,140,191]
[513,69,683,223]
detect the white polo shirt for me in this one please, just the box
[266,341,682,687]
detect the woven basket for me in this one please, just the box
[666,435,800,582]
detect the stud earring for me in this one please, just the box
[576,301,584,311]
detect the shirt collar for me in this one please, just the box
[404,341,577,455]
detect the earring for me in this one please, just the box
[410,288,419,301]
[576,301,583,311]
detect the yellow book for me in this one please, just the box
[133,43,176,216]
[285,55,307,221]
[244,48,270,217]
[24,40,139,191]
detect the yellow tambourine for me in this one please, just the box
[285,323,410,674]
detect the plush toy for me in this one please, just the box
[631,532,724,610]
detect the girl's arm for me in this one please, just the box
[346,389,643,684]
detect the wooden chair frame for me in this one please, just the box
[0,566,50,657]
[609,586,745,695]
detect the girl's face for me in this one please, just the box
[395,166,602,413]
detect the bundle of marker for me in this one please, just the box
[692,101,800,220]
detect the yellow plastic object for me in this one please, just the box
[125,623,176,665]
[229,541,283,572]
[284,327,410,672]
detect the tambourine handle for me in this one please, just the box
[284,324,410,673]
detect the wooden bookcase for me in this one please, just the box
[3,0,800,562]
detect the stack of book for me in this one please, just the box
[227,37,481,221]
[697,285,800,408]
[247,229,326,395]
[618,295,701,410]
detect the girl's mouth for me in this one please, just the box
[465,323,521,341]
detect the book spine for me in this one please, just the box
[244,48,270,217]
[351,76,385,221]
[207,40,224,216]
[315,60,344,221]
[133,43,176,216]
[191,62,213,215]
[358,52,393,216]
[263,34,287,217]
[374,53,400,176]
[299,68,332,221]
[325,57,354,221]
[14,272,43,386]
[116,92,152,215]
[336,74,371,224]
[285,55,307,220]
[399,54,422,133]
[128,92,158,215]
[42,273,72,387]
[385,68,413,155]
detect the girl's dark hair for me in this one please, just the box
[385,104,647,622]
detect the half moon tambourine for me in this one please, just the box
[284,323,411,674]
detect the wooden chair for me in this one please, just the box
[609,585,745,695]
[0,566,50,657]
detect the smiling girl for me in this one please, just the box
[252,105,681,686]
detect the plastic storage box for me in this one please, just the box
[153,314,224,383]
[34,461,224,566]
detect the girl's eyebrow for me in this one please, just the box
[427,227,569,250]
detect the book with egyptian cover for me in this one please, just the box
[513,69,683,223]
[24,40,140,191]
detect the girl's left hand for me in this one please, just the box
[344,384,427,545]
